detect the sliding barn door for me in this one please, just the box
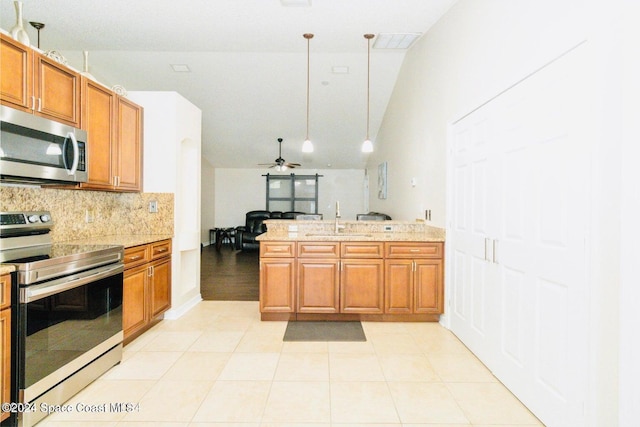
[448,44,590,427]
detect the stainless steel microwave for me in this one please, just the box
[0,106,88,184]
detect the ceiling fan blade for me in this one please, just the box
[259,138,303,169]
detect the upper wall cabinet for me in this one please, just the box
[115,96,143,192]
[0,33,80,127]
[79,77,143,192]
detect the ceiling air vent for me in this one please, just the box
[373,33,422,49]
[280,0,311,6]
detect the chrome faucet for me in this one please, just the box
[335,201,345,234]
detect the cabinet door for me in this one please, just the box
[0,274,10,310]
[414,259,443,313]
[115,96,143,191]
[260,258,295,312]
[384,260,413,314]
[1,308,9,422]
[80,78,116,190]
[150,258,171,318]
[123,266,148,339]
[297,259,340,313]
[340,259,384,314]
[34,53,80,126]
[0,33,32,111]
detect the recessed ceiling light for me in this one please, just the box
[170,64,191,72]
[373,33,422,49]
[331,66,349,74]
[280,0,311,6]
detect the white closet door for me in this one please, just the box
[450,102,501,365]
[448,44,589,427]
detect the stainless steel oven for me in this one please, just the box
[0,212,123,427]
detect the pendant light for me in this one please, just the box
[301,33,314,153]
[361,34,375,153]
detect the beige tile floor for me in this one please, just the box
[38,301,544,427]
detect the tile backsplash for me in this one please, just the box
[0,186,173,243]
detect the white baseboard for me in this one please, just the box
[164,294,203,319]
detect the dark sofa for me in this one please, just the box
[234,210,305,251]
[356,211,392,220]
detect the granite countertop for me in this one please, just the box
[0,265,16,275]
[1,235,172,273]
[63,234,174,248]
[256,221,446,242]
[257,229,445,242]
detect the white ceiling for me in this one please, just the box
[1,0,457,169]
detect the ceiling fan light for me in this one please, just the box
[361,139,373,153]
[302,139,314,153]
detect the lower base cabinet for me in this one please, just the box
[259,258,295,313]
[297,259,340,313]
[384,242,444,315]
[1,274,10,423]
[259,240,444,321]
[340,259,384,314]
[123,239,172,342]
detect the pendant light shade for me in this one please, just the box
[361,34,375,153]
[302,33,314,153]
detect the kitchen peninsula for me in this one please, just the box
[257,220,445,322]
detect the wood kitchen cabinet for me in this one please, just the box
[79,78,143,192]
[259,239,444,321]
[1,274,11,422]
[339,242,384,314]
[340,259,384,314]
[1,33,80,127]
[384,242,444,314]
[259,242,296,315]
[79,78,116,190]
[114,96,143,191]
[297,242,340,314]
[123,239,172,342]
[295,242,384,315]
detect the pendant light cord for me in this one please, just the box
[364,34,375,142]
[307,35,310,140]
[366,35,371,140]
[304,33,314,143]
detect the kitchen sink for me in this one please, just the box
[303,233,373,238]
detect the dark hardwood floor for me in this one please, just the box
[200,245,259,301]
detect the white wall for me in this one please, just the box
[618,0,640,423]
[367,0,587,226]
[369,0,628,424]
[128,91,203,317]
[201,157,216,245]
[214,168,365,228]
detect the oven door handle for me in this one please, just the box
[21,262,124,303]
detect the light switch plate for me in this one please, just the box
[149,201,158,213]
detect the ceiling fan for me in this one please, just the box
[258,138,301,170]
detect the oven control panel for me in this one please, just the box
[0,211,53,230]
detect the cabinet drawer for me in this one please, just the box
[151,239,172,260]
[298,242,340,258]
[0,274,10,310]
[385,242,443,258]
[341,242,384,258]
[124,245,149,269]
[260,241,296,258]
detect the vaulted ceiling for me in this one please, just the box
[0,0,457,169]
